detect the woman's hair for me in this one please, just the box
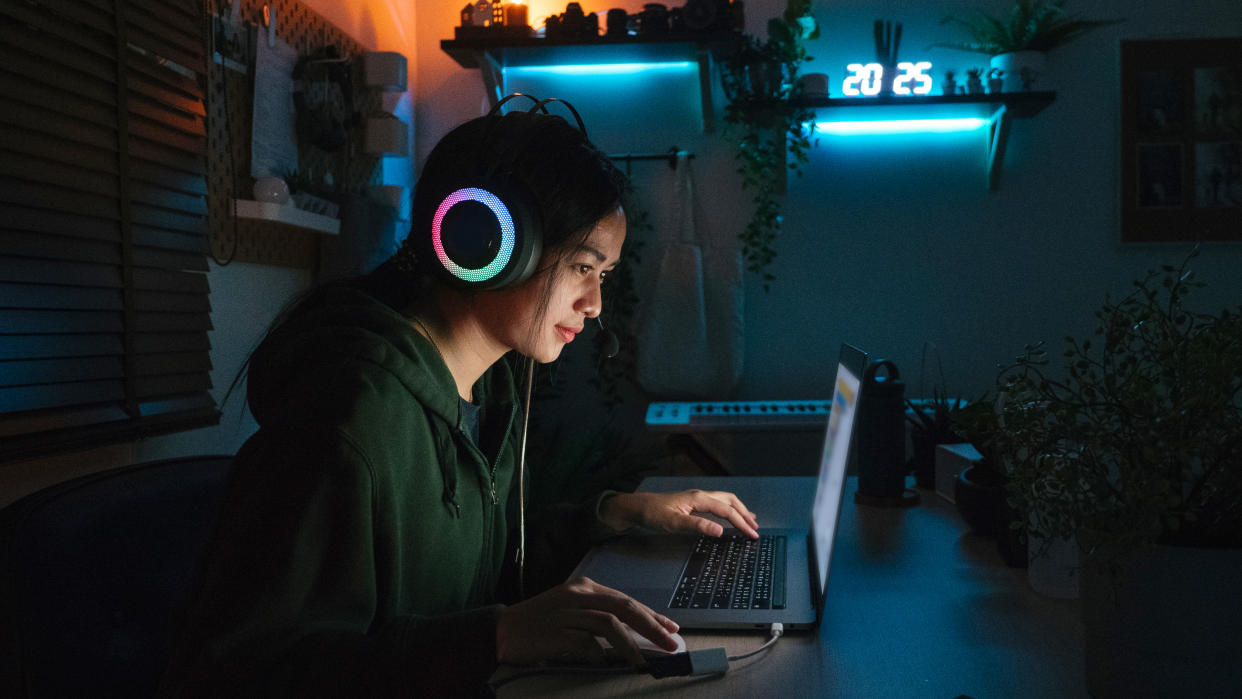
[364,108,629,318]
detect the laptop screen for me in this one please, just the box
[810,344,866,604]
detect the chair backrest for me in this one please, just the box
[0,455,232,699]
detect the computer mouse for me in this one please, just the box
[598,625,686,658]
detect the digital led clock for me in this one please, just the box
[842,61,933,96]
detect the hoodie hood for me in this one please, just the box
[246,284,462,430]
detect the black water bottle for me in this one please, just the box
[854,359,918,507]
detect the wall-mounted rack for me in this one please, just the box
[794,91,1056,190]
[441,32,741,132]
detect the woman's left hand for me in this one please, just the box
[600,490,759,539]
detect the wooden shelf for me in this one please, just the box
[230,199,340,235]
[441,31,743,132]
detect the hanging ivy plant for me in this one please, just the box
[721,0,817,291]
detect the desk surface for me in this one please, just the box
[495,477,1085,698]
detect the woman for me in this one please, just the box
[160,106,758,697]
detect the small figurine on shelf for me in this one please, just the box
[987,67,1004,94]
[942,70,957,96]
[474,0,491,27]
[965,68,984,94]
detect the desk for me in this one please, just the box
[495,477,1086,698]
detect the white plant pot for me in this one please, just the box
[990,51,1047,92]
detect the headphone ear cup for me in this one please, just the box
[424,182,542,290]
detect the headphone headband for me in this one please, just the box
[489,92,588,137]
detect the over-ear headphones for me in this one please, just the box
[425,93,588,291]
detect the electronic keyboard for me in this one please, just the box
[645,400,832,432]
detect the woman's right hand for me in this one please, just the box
[495,576,680,667]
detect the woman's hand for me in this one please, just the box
[495,576,680,667]
[599,490,759,539]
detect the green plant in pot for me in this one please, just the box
[929,0,1122,92]
[989,250,1242,696]
[720,0,816,291]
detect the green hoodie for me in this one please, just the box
[160,285,615,698]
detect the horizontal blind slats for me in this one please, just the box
[0,232,121,265]
[0,356,125,388]
[133,311,212,333]
[0,256,122,288]
[0,99,118,153]
[0,2,117,59]
[128,182,208,217]
[0,177,121,221]
[0,127,119,176]
[0,73,117,128]
[134,351,212,376]
[0,334,124,361]
[1,0,216,462]
[132,333,210,354]
[135,373,212,399]
[0,204,119,242]
[0,381,124,413]
[0,282,123,311]
[0,403,129,440]
[127,0,200,39]
[0,309,125,334]
[0,25,116,83]
[133,248,210,273]
[0,150,120,201]
[0,0,116,41]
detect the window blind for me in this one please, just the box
[0,0,217,462]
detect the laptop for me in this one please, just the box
[573,344,867,630]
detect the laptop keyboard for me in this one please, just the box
[669,534,786,610]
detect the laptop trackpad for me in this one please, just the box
[573,534,695,609]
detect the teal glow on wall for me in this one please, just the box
[813,117,988,135]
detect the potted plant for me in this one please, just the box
[941,69,957,95]
[986,67,1004,94]
[987,249,1242,696]
[720,0,817,291]
[964,68,984,94]
[930,0,1122,92]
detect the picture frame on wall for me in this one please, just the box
[1121,38,1241,242]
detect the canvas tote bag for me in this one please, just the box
[637,153,744,397]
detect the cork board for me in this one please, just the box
[205,0,381,267]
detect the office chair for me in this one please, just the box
[0,454,232,698]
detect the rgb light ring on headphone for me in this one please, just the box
[431,187,516,283]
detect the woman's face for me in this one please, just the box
[481,206,626,363]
